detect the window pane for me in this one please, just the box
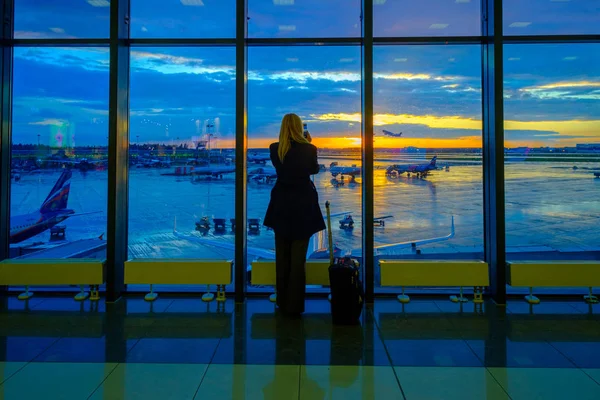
[373,45,484,291]
[14,0,110,39]
[10,48,109,264]
[504,0,600,35]
[504,44,600,263]
[128,47,236,290]
[248,0,361,38]
[248,46,362,291]
[374,0,481,37]
[131,0,236,38]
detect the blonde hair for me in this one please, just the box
[278,113,309,163]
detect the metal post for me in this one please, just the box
[0,0,13,294]
[482,0,506,304]
[106,0,130,302]
[234,0,248,302]
[362,0,375,303]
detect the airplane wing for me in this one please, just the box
[69,211,102,217]
[173,230,275,259]
[329,211,351,218]
[372,216,455,255]
[173,211,350,260]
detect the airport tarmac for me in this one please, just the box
[9,159,600,264]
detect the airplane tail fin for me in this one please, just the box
[429,156,437,167]
[40,170,72,214]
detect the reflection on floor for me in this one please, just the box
[1,297,600,399]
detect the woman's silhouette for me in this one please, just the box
[264,113,326,316]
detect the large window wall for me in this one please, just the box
[128,47,236,269]
[374,0,481,37]
[9,47,109,263]
[248,0,361,38]
[504,44,600,261]
[1,0,598,301]
[373,44,483,291]
[247,45,362,291]
[14,0,110,39]
[503,0,600,35]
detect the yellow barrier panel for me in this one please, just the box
[124,259,232,285]
[379,260,489,287]
[507,261,599,304]
[124,259,233,302]
[251,260,331,303]
[379,260,489,304]
[507,261,600,287]
[0,259,105,285]
[251,260,331,286]
[0,258,106,301]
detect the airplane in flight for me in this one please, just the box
[382,129,403,138]
[9,170,97,244]
[174,213,455,261]
[386,156,438,178]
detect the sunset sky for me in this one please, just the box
[10,0,600,149]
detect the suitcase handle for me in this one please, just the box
[325,201,334,265]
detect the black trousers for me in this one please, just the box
[275,233,310,314]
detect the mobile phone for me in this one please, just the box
[303,123,308,138]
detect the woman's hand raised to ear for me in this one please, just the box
[305,132,312,143]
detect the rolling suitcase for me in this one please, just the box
[326,201,364,325]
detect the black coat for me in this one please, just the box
[263,141,326,240]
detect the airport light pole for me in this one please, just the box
[207,123,215,165]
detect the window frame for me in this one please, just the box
[1,0,597,302]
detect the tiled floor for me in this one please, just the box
[0,296,599,399]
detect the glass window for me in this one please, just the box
[14,0,110,39]
[504,44,600,261]
[131,0,236,38]
[504,0,600,35]
[10,47,109,262]
[128,47,236,288]
[373,45,484,291]
[374,0,481,37]
[248,0,361,38]
[248,46,362,290]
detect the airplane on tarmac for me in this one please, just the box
[135,158,171,168]
[248,166,277,183]
[190,165,236,179]
[9,170,98,244]
[386,156,438,178]
[248,152,270,165]
[42,157,108,171]
[174,213,455,261]
[330,164,361,179]
[381,130,403,138]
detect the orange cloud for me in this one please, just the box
[310,112,482,130]
[240,111,600,149]
[522,81,600,91]
[29,119,68,126]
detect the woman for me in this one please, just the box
[264,113,326,316]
